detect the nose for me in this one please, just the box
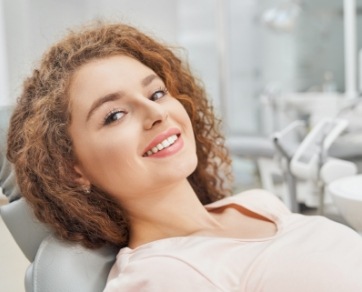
[142,100,168,130]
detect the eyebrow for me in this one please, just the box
[141,74,160,87]
[86,91,123,122]
[86,73,161,122]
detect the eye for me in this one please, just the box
[150,87,168,101]
[103,109,126,125]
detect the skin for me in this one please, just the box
[68,55,276,248]
[68,55,197,200]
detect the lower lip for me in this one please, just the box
[146,136,184,158]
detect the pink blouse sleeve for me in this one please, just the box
[103,255,223,292]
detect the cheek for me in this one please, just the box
[183,112,196,149]
[93,140,130,166]
[75,135,134,182]
[173,101,194,135]
[85,147,143,197]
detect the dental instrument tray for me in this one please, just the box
[290,118,348,180]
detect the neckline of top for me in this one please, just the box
[122,191,285,253]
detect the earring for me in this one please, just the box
[83,186,91,194]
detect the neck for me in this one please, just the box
[121,180,221,248]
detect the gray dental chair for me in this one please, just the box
[0,105,117,292]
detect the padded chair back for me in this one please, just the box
[0,105,117,292]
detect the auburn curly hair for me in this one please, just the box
[7,22,232,249]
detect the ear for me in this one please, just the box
[73,164,91,188]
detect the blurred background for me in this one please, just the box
[1,0,360,130]
[0,0,361,291]
[1,0,361,185]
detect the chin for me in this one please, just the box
[171,154,198,179]
[183,155,198,176]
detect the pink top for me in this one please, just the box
[104,190,362,291]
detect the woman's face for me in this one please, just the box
[68,55,197,201]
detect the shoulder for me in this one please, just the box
[104,253,223,292]
[233,189,289,206]
[206,189,291,218]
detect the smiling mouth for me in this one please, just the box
[143,134,179,157]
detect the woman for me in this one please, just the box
[7,22,362,291]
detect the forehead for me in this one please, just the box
[69,55,156,97]
[67,55,162,116]
[72,55,153,80]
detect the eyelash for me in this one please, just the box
[102,87,169,126]
[150,87,168,101]
[103,109,127,125]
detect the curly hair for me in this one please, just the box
[7,22,233,249]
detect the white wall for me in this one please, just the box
[177,0,264,134]
[177,0,220,111]
[227,0,263,134]
[2,0,178,103]
[0,0,9,106]
[2,0,359,134]
[0,0,288,134]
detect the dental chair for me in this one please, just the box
[0,105,117,292]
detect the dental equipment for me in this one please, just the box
[290,118,357,214]
[261,0,302,33]
[328,175,362,235]
[290,119,348,181]
[273,120,306,212]
[271,117,357,215]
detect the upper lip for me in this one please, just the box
[143,127,180,155]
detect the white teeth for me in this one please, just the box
[162,140,170,147]
[145,134,178,156]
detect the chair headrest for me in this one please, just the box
[0,105,51,261]
[1,198,51,261]
[0,105,20,202]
